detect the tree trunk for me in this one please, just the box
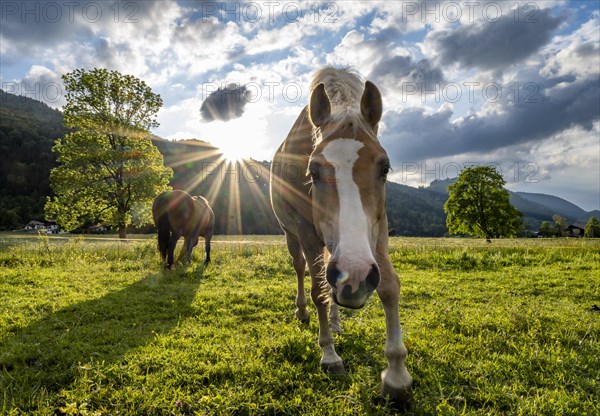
[118,225,127,239]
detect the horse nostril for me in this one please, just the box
[326,261,341,287]
[365,264,380,291]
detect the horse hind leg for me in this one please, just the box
[203,235,211,266]
[285,232,309,324]
[156,215,170,267]
[158,233,169,265]
[167,232,181,268]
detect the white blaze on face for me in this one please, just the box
[321,138,375,291]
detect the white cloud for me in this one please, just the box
[541,14,600,79]
[1,1,598,209]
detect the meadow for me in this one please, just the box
[0,234,598,415]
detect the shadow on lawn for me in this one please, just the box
[0,269,203,408]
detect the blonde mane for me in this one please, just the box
[310,67,377,143]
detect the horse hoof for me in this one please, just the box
[330,323,342,333]
[295,310,310,325]
[321,361,346,375]
[381,382,413,412]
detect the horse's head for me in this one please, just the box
[307,80,389,309]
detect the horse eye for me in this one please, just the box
[309,166,320,181]
[380,164,391,178]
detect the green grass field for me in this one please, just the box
[1,234,599,415]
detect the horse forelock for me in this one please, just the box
[310,67,378,145]
[311,67,363,107]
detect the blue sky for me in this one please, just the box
[1,1,599,211]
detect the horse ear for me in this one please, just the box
[309,83,331,127]
[360,81,382,127]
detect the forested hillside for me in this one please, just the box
[0,90,68,229]
[1,91,595,235]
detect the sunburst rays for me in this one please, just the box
[173,144,277,235]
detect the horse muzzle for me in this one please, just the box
[327,262,380,309]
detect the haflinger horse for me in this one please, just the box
[152,190,214,268]
[270,67,412,406]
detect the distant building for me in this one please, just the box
[567,224,585,237]
[24,220,60,234]
[24,220,45,231]
[87,225,108,233]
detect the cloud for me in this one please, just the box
[6,65,66,108]
[380,75,600,162]
[389,122,600,211]
[0,1,92,53]
[200,84,252,122]
[430,8,563,71]
[370,55,445,89]
[541,14,600,79]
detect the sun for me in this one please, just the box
[207,113,272,163]
[216,137,250,164]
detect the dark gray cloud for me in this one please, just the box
[200,84,251,122]
[381,75,600,163]
[1,1,92,52]
[574,42,600,58]
[371,55,445,86]
[0,1,161,53]
[431,8,563,71]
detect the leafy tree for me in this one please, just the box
[552,214,568,237]
[538,221,555,237]
[45,69,172,238]
[584,216,600,238]
[444,166,522,240]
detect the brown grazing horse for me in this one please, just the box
[270,67,412,405]
[152,190,214,268]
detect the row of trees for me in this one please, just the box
[538,215,600,238]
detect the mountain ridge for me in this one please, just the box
[1,91,597,234]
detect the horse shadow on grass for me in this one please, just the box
[0,267,204,410]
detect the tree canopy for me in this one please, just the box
[62,68,162,136]
[444,166,522,239]
[584,216,600,238]
[45,69,172,238]
[538,221,555,237]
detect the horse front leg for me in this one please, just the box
[179,237,193,264]
[180,230,201,265]
[329,303,341,333]
[377,258,413,407]
[305,246,344,374]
